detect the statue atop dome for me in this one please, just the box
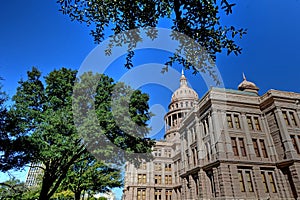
[238,73,259,94]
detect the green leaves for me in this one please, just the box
[60,155,122,200]
[5,67,154,199]
[58,0,247,76]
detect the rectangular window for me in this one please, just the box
[227,114,233,128]
[239,138,247,157]
[247,116,254,130]
[253,139,261,157]
[192,148,198,166]
[260,139,268,158]
[154,175,162,184]
[137,189,146,200]
[165,163,172,172]
[165,149,172,157]
[138,174,146,184]
[165,175,172,185]
[154,163,162,171]
[234,115,241,129]
[238,170,246,192]
[291,135,300,154]
[245,171,254,192]
[154,189,161,200]
[268,172,277,193]
[261,172,269,193]
[261,171,277,193]
[290,112,298,126]
[283,111,290,126]
[165,189,172,200]
[139,162,147,170]
[231,137,239,156]
[254,117,261,131]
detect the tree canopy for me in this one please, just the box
[1,67,154,200]
[57,0,246,75]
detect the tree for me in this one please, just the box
[60,155,122,200]
[0,177,26,200]
[9,67,154,200]
[57,0,247,76]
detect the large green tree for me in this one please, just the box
[9,67,153,200]
[57,0,246,75]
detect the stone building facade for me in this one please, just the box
[122,72,300,199]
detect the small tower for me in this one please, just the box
[164,70,199,141]
[238,73,259,94]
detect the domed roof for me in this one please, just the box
[171,70,198,102]
[238,73,259,93]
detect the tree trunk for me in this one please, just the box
[74,191,81,200]
[38,177,52,200]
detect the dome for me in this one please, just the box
[171,70,198,102]
[238,73,259,94]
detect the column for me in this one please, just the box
[240,113,256,159]
[261,114,277,161]
[221,111,234,158]
[211,110,226,159]
[208,114,216,158]
[274,108,297,159]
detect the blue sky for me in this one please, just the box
[1,0,300,198]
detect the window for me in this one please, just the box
[165,149,171,157]
[254,117,261,131]
[238,169,254,193]
[165,163,172,172]
[261,171,277,193]
[138,174,146,184]
[260,139,268,158]
[139,162,147,170]
[203,117,209,135]
[238,170,245,192]
[137,189,146,200]
[192,148,198,166]
[154,175,162,184]
[283,111,290,126]
[227,114,233,128]
[253,139,261,157]
[245,171,254,192]
[291,135,300,154]
[247,116,254,130]
[165,175,172,184]
[290,112,298,126]
[154,149,162,157]
[165,190,172,200]
[268,172,277,193]
[261,172,269,193]
[154,189,161,200]
[154,163,162,171]
[231,137,239,156]
[239,138,247,157]
[234,115,241,129]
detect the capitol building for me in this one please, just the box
[122,72,300,199]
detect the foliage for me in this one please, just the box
[51,189,74,200]
[72,72,155,165]
[7,67,154,200]
[57,0,247,78]
[21,186,40,200]
[0,178,26,200]
[60,155,122,200]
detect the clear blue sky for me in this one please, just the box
[1,0,300,198]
